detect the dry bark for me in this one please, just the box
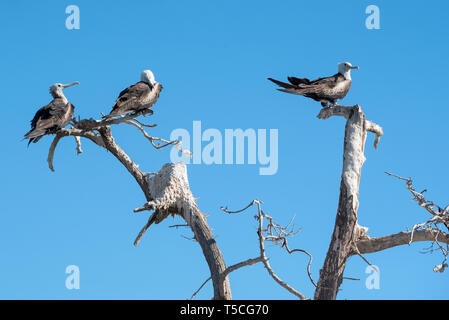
[313,104,384,299]
[314,105,369,300]
[313,105,449,299]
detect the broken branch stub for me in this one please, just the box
[134,162,198,225]
[135,162,232,300]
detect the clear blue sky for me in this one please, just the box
[0,0,448,299]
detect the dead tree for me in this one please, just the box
[45,104,233,299]
[40,101,449,300]
[312,104,449,299]
[45,104,310,300]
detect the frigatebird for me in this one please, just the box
[268,62,359,106]
[104,70,162,119]
[24,81,79,145]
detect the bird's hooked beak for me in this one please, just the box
[62,81,80,88]
[351,66,359,70]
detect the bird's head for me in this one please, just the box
[49,81,79,98]
[338,62,359,79]
[141,69,156,86]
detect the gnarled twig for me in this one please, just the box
[221,199,311,299]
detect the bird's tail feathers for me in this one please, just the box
[103,109,121,120]
[267,78,296,89]
[25,135,43,146]
[277,88,306,95]
[24,129,47,146]
[24,129,45,140]
[27,138,35,146]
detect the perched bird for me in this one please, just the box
[24,81,79,145]
[268,62,359,106]
[104,69,163,119]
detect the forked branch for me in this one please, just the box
[220,199,312,299]
[46,108,186,173]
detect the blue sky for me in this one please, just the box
[0,0,448,299]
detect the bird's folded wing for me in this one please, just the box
[110,81,152,113]
[309,73,340,87]
[287,77,311,86]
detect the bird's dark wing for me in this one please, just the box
[30,105,52,130]
[308,73,342,87]
[267,78,295,89]
[268,73,348,105]
[290,73,346,100]
[287,77,311,86]
[108,81,153,117]
[270,74,341,89]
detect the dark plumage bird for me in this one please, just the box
[24,81,79,145]
[268,62,359,106]
[104,69,162,119]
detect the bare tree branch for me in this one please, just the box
[47,128,105,172]
[74,136,83,155]
[123,120,191,156]
[47,134,64,172]
[220,257,265,282]
[255,201,308,300]
[316,105,353,120]
[385,172,449,230]
[281,239,316,288]
[190,256,264,300]
[222,200,311,299]
[355,229,449,254]
[220,200,259,214]
[190,277,212,300]
[133,118,157,128]
[365,120,383,149]
[98,126,150,198]
[133,213,157,246]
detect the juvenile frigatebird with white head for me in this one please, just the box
[104,69,163,119]
[268,62,359,106]
[24,81,79,145]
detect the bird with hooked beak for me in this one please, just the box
[268,62,359,107]
[24,81,79,145]
[104,69,163,119]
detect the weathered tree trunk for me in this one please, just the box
[314,106,367,300]
[93,127,232,299]
[189,203,232,299]
[134,162,232,300]
[99,127,150,199]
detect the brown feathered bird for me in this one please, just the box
[104,70,162,119]
[24,81,79,145]
[268,62,358,106]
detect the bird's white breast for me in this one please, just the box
[331,80,350,94]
